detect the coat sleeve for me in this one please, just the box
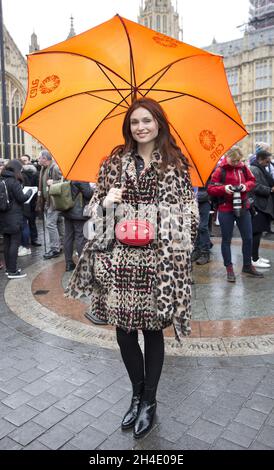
[181,170,199,247]
[243,166,256,192]
[11,180,30,204]
[250,167,272,197]
[207,166,226,197]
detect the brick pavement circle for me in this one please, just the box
[4,239,274,357]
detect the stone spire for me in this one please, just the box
[67,15,76,39]
[138,0,182,40]
[29,31,39,53]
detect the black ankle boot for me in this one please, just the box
[133,400,157,439]
[121,382,143,430]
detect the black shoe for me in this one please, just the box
[84,312,108,325]
[121,382,143,430]
[134,400,157,439]
[31,241,42,247]
[65,262,76,272]
[191,249,200,262]
[242,265,264,278]
[43,250,61,260]
[196,252,210,265]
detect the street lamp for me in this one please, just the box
[0,0,10,159]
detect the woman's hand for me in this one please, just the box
[103,187,123,208]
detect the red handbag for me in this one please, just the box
[115,219,155,246]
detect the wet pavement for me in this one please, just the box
[1,229,274,450]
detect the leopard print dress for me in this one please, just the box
[66,151,199,341]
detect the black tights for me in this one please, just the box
[252,232,262,261]
[116,327,164,401]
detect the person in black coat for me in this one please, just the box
[250,150,274,268]
[62,181,94,271]
[0,159,32,278]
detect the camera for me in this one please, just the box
[231,186,242,217]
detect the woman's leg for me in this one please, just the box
[116,327,144,384]
[142,329,164,402]
[252,232,262,262]
[116,327,144,430]
[218,212,235,266]
[134,329,164,438]
[236,210,253,266]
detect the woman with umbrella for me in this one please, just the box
[66,97,199,438]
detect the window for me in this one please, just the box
[226,69,239,95]
[163,15,167,34]
[254,131,271,145]
[255,98,272,122]
[255,59,272,89]
[156,15,161,32]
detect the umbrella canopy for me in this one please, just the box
[18,15,247,186]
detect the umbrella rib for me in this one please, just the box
[137,54,214,89]
[18,89,130,125]
[169,122,204,185]
[86,92,129,108]
[65,90,132,178]
[117,15,137,101]
[139,90,247,133]
[95,62,130,106]
[30,50,132,87]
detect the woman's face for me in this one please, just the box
[227,152,242,166]
[130,107,159,145]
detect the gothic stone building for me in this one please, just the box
[138,0,181,40]
[206,0,274,158]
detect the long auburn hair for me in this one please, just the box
[110,98,189,172]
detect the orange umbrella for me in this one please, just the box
[18,15,247,186]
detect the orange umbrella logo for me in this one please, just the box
[18,15,247,186]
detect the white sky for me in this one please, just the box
[2,0,250,57]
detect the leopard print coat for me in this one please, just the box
[66,151,199,341]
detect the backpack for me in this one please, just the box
[0,179,12,212]
[49,179,75,211]
[209,166,248,208]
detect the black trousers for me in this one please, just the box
[3,231,21,273]
[116,327,164,401]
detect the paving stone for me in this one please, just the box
[234,407,267,430]
[256,424,274,449]
[32,405,66,428]
[0,367,20,382]
[18,367,46,383]
[175,406,202,425]
[249,440,274,450]
[226,379,257,398]
[80,397,112,418]
[0,436,22,450]
[22,379,51,396]
[211,438,246,450]
[54,395,85,414]
[0,403,12,418]
[27,392,58,411]
[24,440,50,450]
[97,428,135,450]
[4,404,38,426]
[136,434,180,451]
[8,421,45,446]
[37,359,61,373]
[73,382,102,400]
[69,425,107,450]
[202,405,238,427]
[47,380,77,398]
[38,424,74,450]
[256,383,274,400]
[221,421,258,448]
[66,370,94,386]
[98,384,129,404]
[0,418,16,439]
[2,390,34,409]
[176,433,210,450]
[0,377,27,394]
[187,418,224,444]
[90,411,122,435]
[245,393,274,414]
[213,391,246,411]
[61,410,94,433]
[152,418,188,443]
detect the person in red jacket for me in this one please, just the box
[208,146,263,282]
